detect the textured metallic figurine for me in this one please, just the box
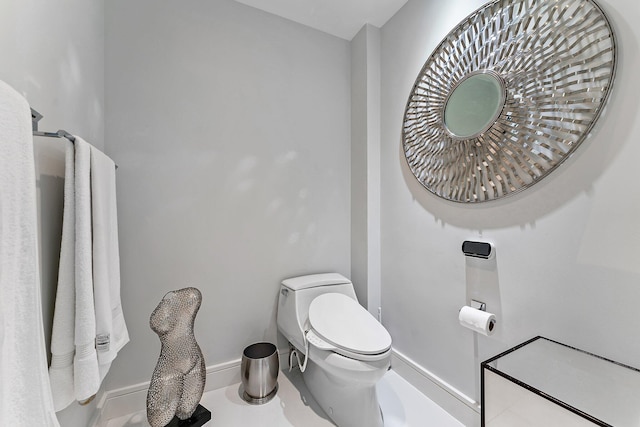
[147,288,206,427]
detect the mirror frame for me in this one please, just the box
[402,0,617,203]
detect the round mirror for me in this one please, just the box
[402,0,616,203]
[443,72,505,139]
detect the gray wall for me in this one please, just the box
[350,24,382,314]
[0,0,105,150]
[351,25,369,306]
[0,0,105,425]
[104,0,351,391]
[380,0,640,409]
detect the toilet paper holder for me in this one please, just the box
[470,299,486,311]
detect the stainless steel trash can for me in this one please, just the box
[241,342,279,404]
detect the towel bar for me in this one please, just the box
[30,108,117,169]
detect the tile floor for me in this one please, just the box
[106,369,464,427]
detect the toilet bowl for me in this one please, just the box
[277,273,392,427]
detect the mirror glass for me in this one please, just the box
[444,73,504,138]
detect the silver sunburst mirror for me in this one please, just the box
[402,0,617,203]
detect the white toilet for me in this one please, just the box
[277,273,392,427]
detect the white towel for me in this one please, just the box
[73,137,101,401]
[48,140,76,411]
[90,146,129,380]
[49,138,128,406]
[0,80,60,426]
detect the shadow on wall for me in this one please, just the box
[37,174,65,366]
[397,5,639,231]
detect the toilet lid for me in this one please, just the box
[308,293,392,355]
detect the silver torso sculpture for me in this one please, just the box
[147,287,206,427]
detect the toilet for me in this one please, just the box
[277,273,392,427]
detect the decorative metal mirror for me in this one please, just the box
[402,0,617,202]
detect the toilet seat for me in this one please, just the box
[305,329,390,362]
[308,293,392,362]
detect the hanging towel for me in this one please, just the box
[0,80,60,426]
[73,137,101,402]
[90,146,129,381]
[49,137,128,407]
[48,140,76,411]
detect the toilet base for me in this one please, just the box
[303,358,384,427]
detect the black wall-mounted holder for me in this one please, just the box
[462,241,493,259]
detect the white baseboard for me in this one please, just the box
[391,349,481,427]
[92,348,480,427]
[91,349,291,427]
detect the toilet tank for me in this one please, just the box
[277,273,357,352]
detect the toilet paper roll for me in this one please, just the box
[459,306,496,336]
